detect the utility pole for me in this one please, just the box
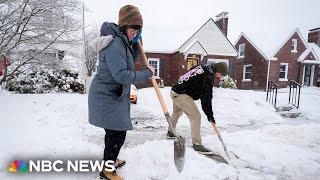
[81,1,87,91]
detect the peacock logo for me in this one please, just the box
[8,160,28,173]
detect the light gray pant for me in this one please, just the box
[170,90,202,145]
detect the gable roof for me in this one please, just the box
[234,32,270,60]
[309,27,320,32]
[181,39,208,55]
[309,43,320,60]
[298,43,320,63]
[178,18,237,56]
[233,28,311,61]
[272,28,309,58]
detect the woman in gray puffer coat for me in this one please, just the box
[88,5,152,180]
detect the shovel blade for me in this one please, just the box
[174,137,186,172]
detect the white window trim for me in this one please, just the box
[148,58,160,78]
[279,63,289,81]
[242,64,252,81]
[291,39,297,53]
[238,43,245,59]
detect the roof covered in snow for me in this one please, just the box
[272,28,309,58]
[309,27,320,32]
[181,39,207,55]
[178,19,237,56]
[145,18,237,56]
[298,43,320,63]
[233,31,285,60]
[234,28,313,61]
[309,43,320,59]
[234,32,270,60]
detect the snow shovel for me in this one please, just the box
[211,122,231,160]
[137,41,186,172]
[211,123,251,168]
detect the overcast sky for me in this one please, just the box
[84,0,320,53]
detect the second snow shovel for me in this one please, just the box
[211,123,231,160]
[211,123,250,168]
[137,41,186,172]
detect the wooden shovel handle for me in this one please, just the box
[212,123,231,159]
[137,41,169,114]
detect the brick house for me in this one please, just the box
[0,48,65,82]
[234,28,320,89]
[135,12,238,88]
[234,33,270,89]
[0,55,11,77]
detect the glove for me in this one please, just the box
[146,65,154,75]
[208,117,216,124]
[132,30,142,44]
[143,68,153,79]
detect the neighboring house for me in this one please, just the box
[273,28,320,87]
[136,12,238,88]
[0,49,64,79]
[0,55,11,77]
[25,48,66,70]
[28,49,65,61]
[234,28,320,89]
[234,33,270,89]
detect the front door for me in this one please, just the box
[187,57,199,70]
[304,65,313,86]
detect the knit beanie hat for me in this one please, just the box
[118,5,143,28]
[214,62,228,75]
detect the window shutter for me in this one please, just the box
[203,58,208,65]
[159,59,164,78]
[229,61,233,76]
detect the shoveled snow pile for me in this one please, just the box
[136,87,284,129]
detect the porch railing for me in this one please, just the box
[266,80,279,108]
[289,80,301,108]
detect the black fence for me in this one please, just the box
[289,80,301,108]
[266,81,279,108]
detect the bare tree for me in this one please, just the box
[0,0,81,84]
[84,28,100,77]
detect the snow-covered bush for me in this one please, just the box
[7,69,84,94]
[219,75,237,89]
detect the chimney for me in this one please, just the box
[308,27,320,47]
[215,12,229,36]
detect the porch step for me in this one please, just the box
[278,112,301,119]
[276,105,301,119]
[276,105,294,112]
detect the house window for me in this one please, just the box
[291,39,297,52]
[238,43,245,58]
[43,52,57,60]
[243,64,252,81]
[207,59,229,69]
[58,50,65,60]
[279,63,289,81]
[148,58,160,77]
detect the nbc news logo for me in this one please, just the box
[9,160,28,173]
[8,159,115,173]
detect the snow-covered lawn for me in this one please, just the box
[0,87,319,179]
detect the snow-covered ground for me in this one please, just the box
[0,87,319,179]
[277,87,320,121]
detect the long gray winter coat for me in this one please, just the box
[88,22,152,131]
